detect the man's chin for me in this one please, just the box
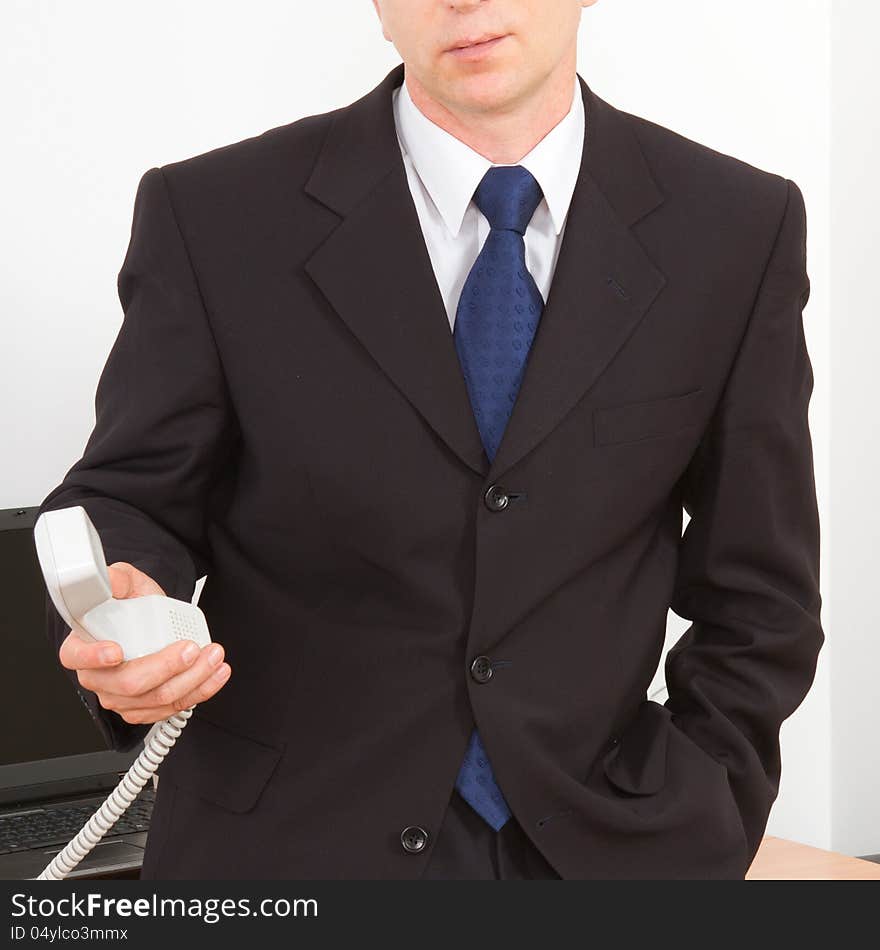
[439,69,523,114]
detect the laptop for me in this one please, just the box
[0,505,154,880]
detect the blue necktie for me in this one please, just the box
[452,165,545,831]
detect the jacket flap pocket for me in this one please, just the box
[594,388,705,447]
[160,711,284,814]
[602,701,669,795]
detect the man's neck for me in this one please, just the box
[403,60,578,165]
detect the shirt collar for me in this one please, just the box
[393,74,585,238]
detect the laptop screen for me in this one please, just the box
[0,507,137,804]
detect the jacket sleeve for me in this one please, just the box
[37,166,239,753]
[665,176,824,870]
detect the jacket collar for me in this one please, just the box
[304,62,666,481]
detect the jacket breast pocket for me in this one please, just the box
[158,710,284,814]
[593,387,706,447]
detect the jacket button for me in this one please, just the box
[400,826,429,853]
[484,485,509,511]
[470,655,494,683]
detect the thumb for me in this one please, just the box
[107,562,136,599]
[107,561,167,598]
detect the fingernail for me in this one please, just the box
[100,647,121,664]
[181,642,198,664]
[208,645,223,665]
[213,663,231,681]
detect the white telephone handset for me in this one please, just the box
[32,505,211,880]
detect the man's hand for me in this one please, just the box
[58,561,231,724]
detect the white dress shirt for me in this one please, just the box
[391,75,586,333]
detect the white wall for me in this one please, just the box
[3,1,848,855]
[829,1,880,858]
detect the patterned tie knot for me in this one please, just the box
[473,165,544,236]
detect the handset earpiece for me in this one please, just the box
[33,505,211,659]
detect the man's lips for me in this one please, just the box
[445,33,509,59]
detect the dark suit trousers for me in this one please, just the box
[420,790,561,880]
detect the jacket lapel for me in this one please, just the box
[303,63,666,483]
[304,64,489,477]
[487,76,667,481]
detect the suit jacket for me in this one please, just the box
[37,62,824,880]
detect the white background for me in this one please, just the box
[2,1,874,858]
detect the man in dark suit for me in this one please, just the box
[38,0,824,879]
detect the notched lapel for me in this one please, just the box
[303,64,489,478]
[302,65,668,484]
[486,79,668,482]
